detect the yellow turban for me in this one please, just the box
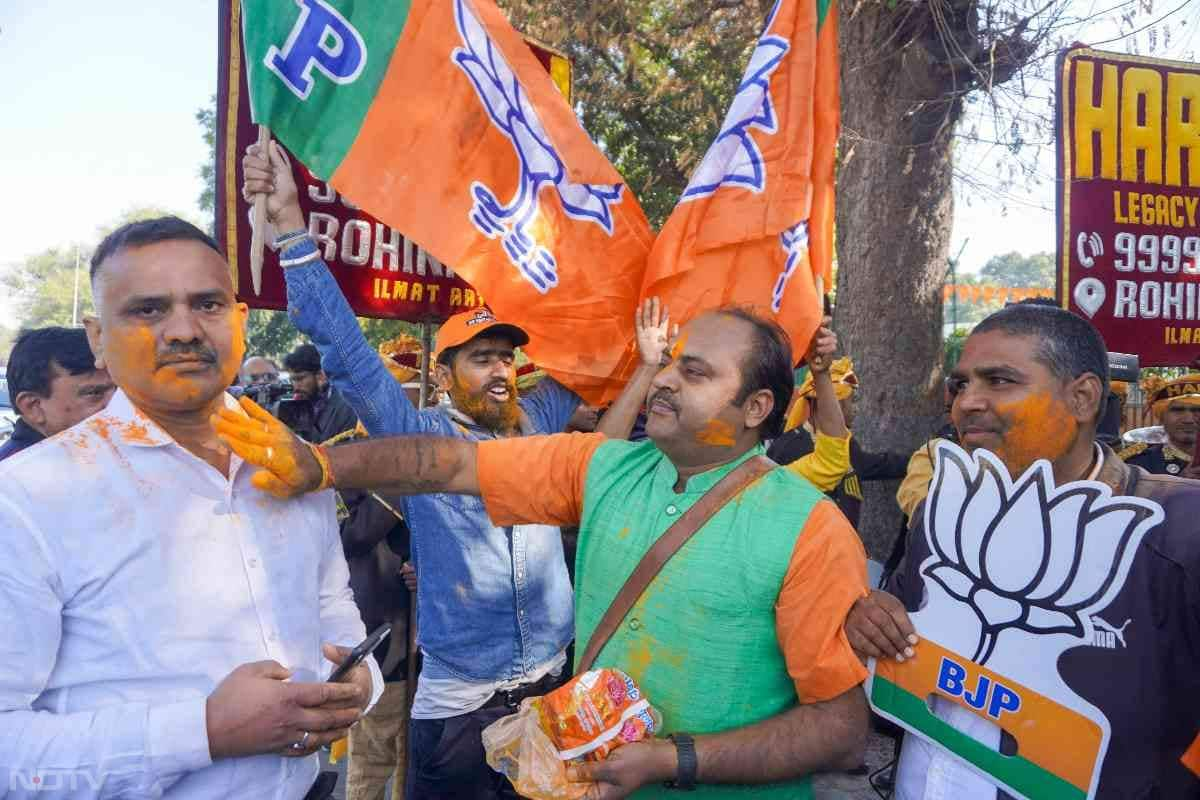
[515,349,546,394]
[785,357,856,431]
[1149,373,1200,419]
[378,335,424,384]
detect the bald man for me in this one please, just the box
[241,356,280,387]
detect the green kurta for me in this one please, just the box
[573,440,826,799]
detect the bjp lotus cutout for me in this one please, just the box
[869,440,1164,800]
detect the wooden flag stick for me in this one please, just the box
[249,125,272,296]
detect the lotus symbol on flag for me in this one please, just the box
[681,1,789,200]
[452,0,624,293]
[922,442,1162,665]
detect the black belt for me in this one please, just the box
[483,670,563,710]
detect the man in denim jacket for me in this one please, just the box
[244,143,579,799]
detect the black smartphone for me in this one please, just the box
[327,623,392,683]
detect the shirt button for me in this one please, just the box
[248,558,259,568]
[267,632,278,641]
[629,618,642,630]
[519,610,526,617]
[666,504,678,515]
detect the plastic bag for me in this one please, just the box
[482,669,661,800]
[483,697,589,800]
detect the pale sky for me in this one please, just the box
[1,0,1196,328]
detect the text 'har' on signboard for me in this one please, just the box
[1057,47,1200,367]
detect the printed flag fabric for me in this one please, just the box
[240,0,654,404]
[640,0,839,360]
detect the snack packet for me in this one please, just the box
[482,668,661,800]
[538,668,661,762]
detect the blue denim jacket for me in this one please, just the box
[280,238,578,681]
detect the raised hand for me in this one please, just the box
[635,297,675,367]
[212,396,327,498]
[242,140,305,233]
[805,316,838,373]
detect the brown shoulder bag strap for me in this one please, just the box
[575,454,776,674]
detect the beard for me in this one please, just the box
[449,379,521,434]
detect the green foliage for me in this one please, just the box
[357,318,425,350]
[2,246,93,330]
[979,251,1054,289]
[943,328,968,373]
[244,309,303,363]
[197,95,217,235]
[945,251,1056,327]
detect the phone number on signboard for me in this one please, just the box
[1088,233,1200,274]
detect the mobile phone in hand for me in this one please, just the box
[328,623,392,683]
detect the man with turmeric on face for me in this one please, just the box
[0,217,382,799]
[845,303,1200,798]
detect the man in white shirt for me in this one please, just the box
[0,216,383,799]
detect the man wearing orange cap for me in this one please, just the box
[1120,374,1200,477]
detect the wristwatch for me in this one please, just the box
[665,733,697,790]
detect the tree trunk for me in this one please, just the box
[834,4,963,559]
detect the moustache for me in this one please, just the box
[956,412,1002,434]
[156,346,217,368]
[648,388,679,413]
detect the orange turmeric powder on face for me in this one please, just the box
[103,314,245,411]
[993,391,1077,475]
[695,418,736,447]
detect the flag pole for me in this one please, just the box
[250,125,272,295]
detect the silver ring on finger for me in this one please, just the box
[290,731,310,751]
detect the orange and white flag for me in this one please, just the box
[639,0,840,356]
[242,0,654,403]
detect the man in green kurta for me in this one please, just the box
[215,307,871,798]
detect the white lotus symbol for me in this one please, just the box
[923,442,1162,664]
[681,0,788,200]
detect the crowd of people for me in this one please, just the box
[0,142,1197,800]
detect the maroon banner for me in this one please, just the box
[214,0,570,322]
[1056,47,1200,366]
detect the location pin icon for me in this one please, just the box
[1074,277,1106,318]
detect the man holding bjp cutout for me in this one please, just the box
[0,218,381,799]
[847,304,1200,798]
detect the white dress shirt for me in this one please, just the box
[0,390,382,799]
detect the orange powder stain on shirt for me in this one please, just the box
[695,418,736,447]
[994,391,1078,474]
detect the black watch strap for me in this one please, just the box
[666,733,697,790]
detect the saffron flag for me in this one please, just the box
[239,0,654,403]
[640,0,839,358]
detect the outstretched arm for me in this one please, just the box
[596,297,674,440]
[214,398,603,529]
[213,397,479,498]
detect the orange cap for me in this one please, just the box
[433,307,529,362]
